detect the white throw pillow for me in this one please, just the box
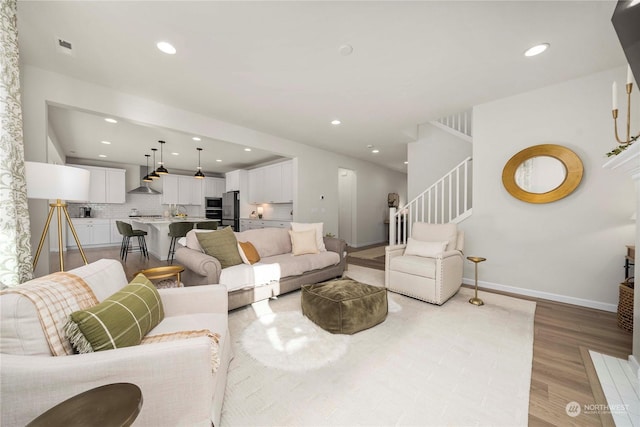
[404,238,447,258]
[291,222,326,252]
[289,229,320,256]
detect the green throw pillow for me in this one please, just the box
[196,226,243,269]
[65,274,164,353]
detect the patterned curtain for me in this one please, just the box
[0,0,33,286]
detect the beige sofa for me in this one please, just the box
[175,227,347,310]
[0,259,232,427]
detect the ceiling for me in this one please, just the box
[17,1,627,173]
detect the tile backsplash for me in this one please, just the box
[68,193,204,219]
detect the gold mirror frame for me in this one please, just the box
[502,144,583,204]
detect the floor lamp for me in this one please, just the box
[25,162,91,272]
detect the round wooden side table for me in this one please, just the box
[136,265,185,288]
[467,256,487,306]
[27,382,142,427]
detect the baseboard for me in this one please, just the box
[350,240,386,249]
[629,355,640,380]
[462,277,618,313]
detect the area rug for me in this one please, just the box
[222,267,536,426]
[348,245,386,260]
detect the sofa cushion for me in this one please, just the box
[390,255,437,278]
[238,241,260,264]
[291,222,326,252]
[289,229,319,255]
[261,251,340,278]
[234,228,292,257]
[66,274,165,352]
[197,227,243,269]
[220,263,281,292]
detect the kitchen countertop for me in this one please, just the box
[129,217,211,224]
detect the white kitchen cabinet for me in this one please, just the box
[68,165,125,204]
[248,168,265,204]
[204,177,225,198]
[161,175,179,205]
[225,170,241,192]
[162,175,202,205]
[106,169,126,203]
[247,160,294,204]
[240,218,291,231]
[67,219,112,249]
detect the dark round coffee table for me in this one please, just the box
[26,383,142,427]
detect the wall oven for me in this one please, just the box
[205,197,223,220]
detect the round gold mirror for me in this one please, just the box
[502,144,583,204]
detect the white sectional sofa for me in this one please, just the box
[175,227,347,310]
[0,259,232,427]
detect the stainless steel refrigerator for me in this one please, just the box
[222,191,240,231]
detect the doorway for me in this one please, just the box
[338,168,357,246]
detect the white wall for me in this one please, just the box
[21,65,406,273]
[407,123,472,199]
[459,66,637,311]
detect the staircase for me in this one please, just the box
[389,109,474,245]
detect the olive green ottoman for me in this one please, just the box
[301,279,388,334]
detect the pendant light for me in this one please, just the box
[143,154,152,182]
[156,140,169,175]
[149,148,160,179]
[194,147,205,179]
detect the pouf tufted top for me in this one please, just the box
[301,279,387,334]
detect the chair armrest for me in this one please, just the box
[158,284,228,316]
[384,245,406,288]
[0,338,215,427]
[436,250,464,260]
[175,246,221,284]
[385,244,406,257]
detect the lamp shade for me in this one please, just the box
[25,162,90,202]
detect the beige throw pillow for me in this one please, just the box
[291,222,326,252]
[404,238,448,258]
[289,229,319,256]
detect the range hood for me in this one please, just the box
[128,184,161,195]
[127,166,162,195]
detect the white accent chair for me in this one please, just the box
[0,259,232,427]
[385,222,464,305]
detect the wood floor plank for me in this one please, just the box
[54,244,634,426]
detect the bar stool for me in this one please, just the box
[167,221,194,264]
[195,221,218,230]
[116,221,149,262]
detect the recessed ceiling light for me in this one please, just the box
[104,118,117,124]
[192,137,201,141]
[171,152,179,156]
[372,149,380,154]
[216,159,222,162]
[524,43,549,57]
[404,161,409,165]
[98,154,107,158]
[331,119,341,125]
[100,140,111,145]
[244,148,252,152]
[157,41,176,55]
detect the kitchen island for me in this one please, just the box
[129,217,214,261]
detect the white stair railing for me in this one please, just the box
[389,156,472,245]
[430,109,473,142]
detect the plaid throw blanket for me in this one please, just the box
[1,272,98,355]
[142,329,221,372]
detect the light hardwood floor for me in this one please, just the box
[54,246,633,426]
